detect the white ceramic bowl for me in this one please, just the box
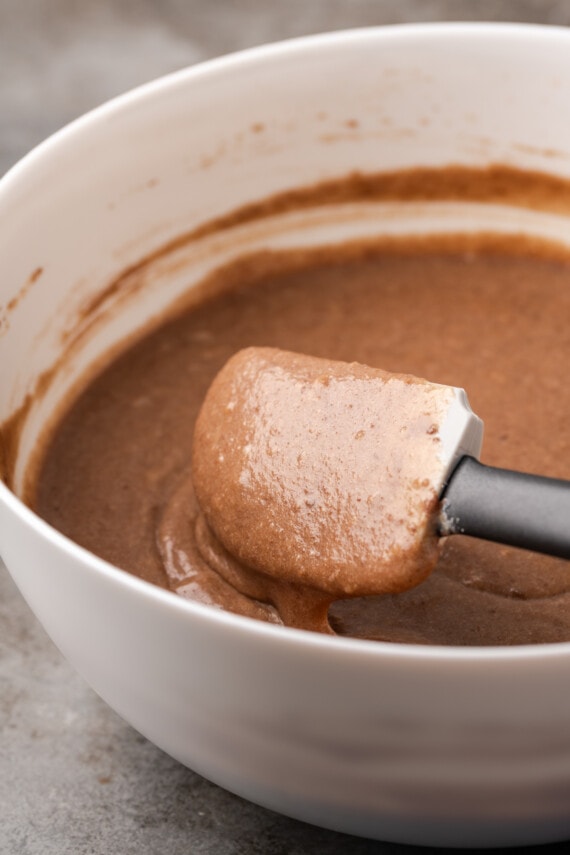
[2,24,570,848]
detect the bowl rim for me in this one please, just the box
[3,20,570,663]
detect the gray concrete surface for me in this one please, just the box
[2,2,570,853]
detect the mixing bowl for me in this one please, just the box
[2,24,570,848]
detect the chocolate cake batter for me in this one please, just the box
[32,237,570,645]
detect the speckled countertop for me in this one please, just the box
[2,2,570,853]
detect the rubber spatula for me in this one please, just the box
[194,347,570,566]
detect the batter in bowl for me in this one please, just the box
[31,234,570,645]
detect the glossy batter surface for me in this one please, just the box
[34,241,570,644]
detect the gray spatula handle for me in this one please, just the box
[440,456,570,559]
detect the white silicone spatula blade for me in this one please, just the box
[438,386,484,485]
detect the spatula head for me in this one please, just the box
[192,347,483,596]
